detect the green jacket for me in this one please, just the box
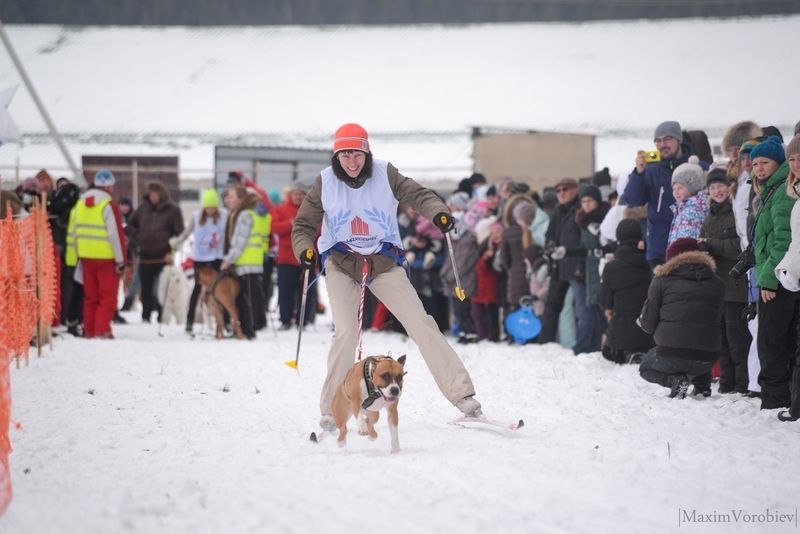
[754,161,795,290]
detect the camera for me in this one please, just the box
[729,246,755,280]
[644,150,661,164]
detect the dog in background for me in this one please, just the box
[157,264,190,326]
[195,266,244,339]
[331,354,406,453]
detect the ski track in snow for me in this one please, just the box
[2,311,800,534]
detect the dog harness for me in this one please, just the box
[361,356,391,410]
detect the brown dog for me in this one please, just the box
[331,354,406,453]
[195,267,244,340]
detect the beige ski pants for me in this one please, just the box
[320,258,476,415]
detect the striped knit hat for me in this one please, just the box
[333,123,370,154]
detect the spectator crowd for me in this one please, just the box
[4,118,800,422]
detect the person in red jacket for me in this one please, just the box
[271,182,315,329]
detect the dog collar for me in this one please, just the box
[361,356,386,410]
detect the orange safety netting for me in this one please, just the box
[0,202,59,516]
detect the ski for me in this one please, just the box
[450,415,525,433]
[309,429,336,443]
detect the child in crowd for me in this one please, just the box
[668,155,708,246]
[698,166,751,394]
[599,219,654,364]
[404,218,445,318]
[472,215,501,341]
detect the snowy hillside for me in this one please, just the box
[2,304,799,534]
[0,17,798,180]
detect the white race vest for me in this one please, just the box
[193,209,227,262]
[317,159,403,256]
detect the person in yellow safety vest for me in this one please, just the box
[221,186,266,340]
[65,168,127,339]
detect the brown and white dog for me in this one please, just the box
[331,354,406,453]
[195,267,244,340]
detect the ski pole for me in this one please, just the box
[285,262,311,371]
[443,230,466,301]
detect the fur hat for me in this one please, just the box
[615,218,642,245]
[671,155,706,196]
[666,237,699,261]
[722,121,762,153]
[653,121,682,142]
[579,184,602,204]
[333,123,370,154]
[554,177,578,190]
[512,200,535,225]
[750,136,786,165]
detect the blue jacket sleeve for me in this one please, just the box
[624,169,648,207]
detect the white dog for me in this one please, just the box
[158,264,190,325]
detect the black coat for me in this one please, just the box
[638,251,725,361]
[599,245,654,351]
[545,195,582,282]
[700,199,748,303]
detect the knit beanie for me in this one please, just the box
[509,182,531,195]
[705,164,729,188]
[592,167,611,187]
[414,218,444,241]
[749,136,785,165]
[463,202,489,233]
[541,190,558,208]
[512,200,535,225]
[579,184,602,204]
[94,169,115,187]
[666,237,699,261]
[671,155,706,196]
[739,138,759,159]
[447,191,470,212]
[615,218,642,245]
[201,188,220,208]
[333,123,370,154]
[653,121,683,142]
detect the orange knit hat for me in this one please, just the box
[333,123,370,154]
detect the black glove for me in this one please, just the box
[741,302,757,322]
[433,212,454,233]
[299,248,317,269]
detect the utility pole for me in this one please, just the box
[0,18,84,185]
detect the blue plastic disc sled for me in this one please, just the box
[504,305,542,344]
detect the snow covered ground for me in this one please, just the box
[3,299,800,534]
